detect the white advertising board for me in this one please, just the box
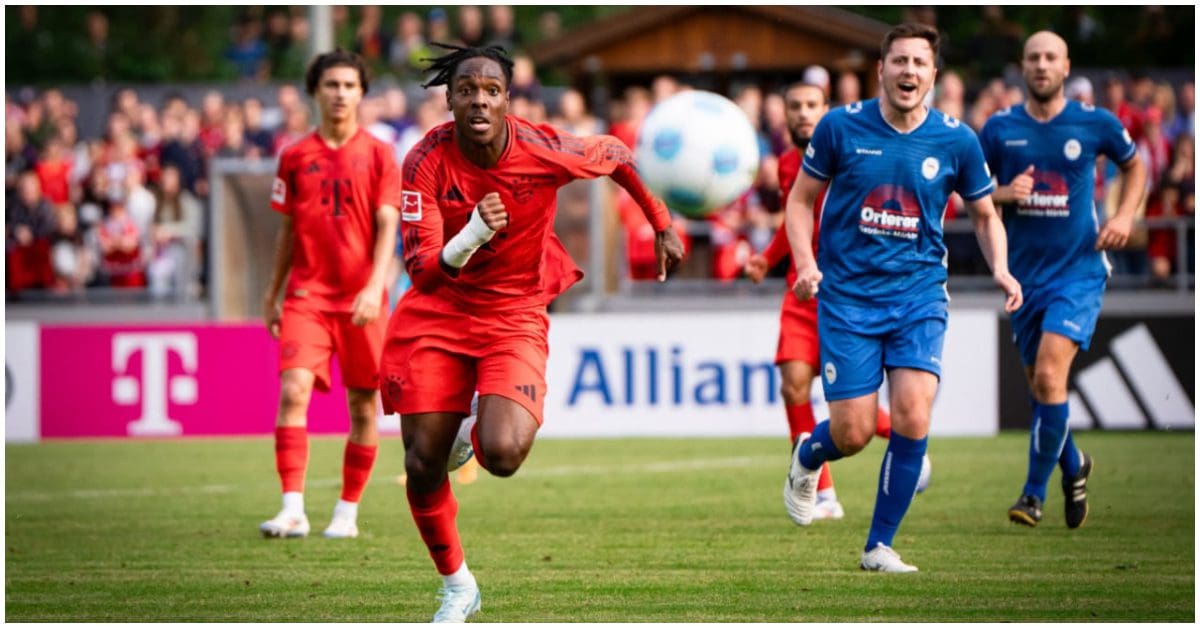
[5,321,40,443]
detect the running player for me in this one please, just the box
[383,44,684,621]
[745,80,929,521]
[979,31,1145,529]
[783,23,1022,572]
[260,50,400,540]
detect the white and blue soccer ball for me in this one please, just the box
[635,90,760,219]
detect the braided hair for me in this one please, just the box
[421,42,514,89]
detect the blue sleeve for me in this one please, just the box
[801,114,837,181]
[955,129,996,202]
[1097,109,1138,165]
[977,120,1000,178]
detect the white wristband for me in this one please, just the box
[440,206,498,269]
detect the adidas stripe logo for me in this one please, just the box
[1070,324,1194,430]
[515,384,536,402]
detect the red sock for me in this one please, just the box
[275,426,308,493]
[340,441,378,503]
[407,480,464,575]
[875,406,892,439]
[785,403,817,444]
[817,462,833,492]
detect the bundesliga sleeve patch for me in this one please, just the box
[401,190,423,221]
[270,177,287,205]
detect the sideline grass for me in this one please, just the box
[5,432,1193,621]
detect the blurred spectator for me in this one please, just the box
[427,8,452,45]
[73,10,114,80]
[970,78,1009,131]
[49,203,94,293]
[802,66,831,98]
[551,89,601,137]
[273,104,311,155]
[104,133,142,204]
[510,96,547,125]
[1004,84,1025,109]
[1155,135,1195,278]
[6,122,38,190]
[486,5,521,51]
[124,167,158,257]
[381,87,414,138]
[762,92,788,157]
[198,91,226,157]
[457,6,486,48]
[276,14,311,79]
[1104,76,1142,142]
[835,72,861,106]
[147,164,203,298]
[651,75,681,104]
[389,11,432,78]
[96,200,145,288]
[353,5,390,68]
[510,54,542,102]
[159,110,207,197]
[361,97,398,146]
[609,86,651,150]
[242,98,274,156]
[216,108,255,159]
[1141,107,1176,282]
[6,171,58,294]
[935,70,966,121]
[1065,76,1095,105]
[1165,82,1194,142]
[262,84,302,131]
[57,119,93,195]
[396,97,448,164]
[226,13,269,82]
[34,138,72,206]
[537,10,562,41]
[264,10,294,77]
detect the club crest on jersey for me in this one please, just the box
[401,191,422,221]
[921,157,939,180]
[270,177,286,205]
[1063,139,1082,161]
[824,362,837,385]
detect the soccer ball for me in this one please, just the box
[635,90,760,219]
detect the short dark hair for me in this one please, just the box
[421,42,514,90]
[880,22,940,62]
[305,49,370,96]
[781,81,829,104]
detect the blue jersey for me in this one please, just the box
[802,99,994,306]
[979,101,1137,286]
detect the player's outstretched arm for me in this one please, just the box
[351,204,400,327]
[1096,153,1147,250]
[263,215,295,339]
[966,195,1023,313]
[784,170,824,301]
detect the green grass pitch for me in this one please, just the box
[5,431,1193,621]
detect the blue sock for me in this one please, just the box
[865,432,927,551]
[1022,401,1069,501]
[1058,429,1082,477]
[798,421,843,470]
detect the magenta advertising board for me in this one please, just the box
[39,324,359,438]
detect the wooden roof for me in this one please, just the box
[529,6,893,75]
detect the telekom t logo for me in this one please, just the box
[111,332,199,436]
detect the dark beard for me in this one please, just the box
[789,131,809,151]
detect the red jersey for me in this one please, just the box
[763,146,826,285]
[399,116,670,311]
[270,129,401,311]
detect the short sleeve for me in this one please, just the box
[801,115,837,181]
[377,144,403,209]
[955,129,996,202]
[1097,109,1138,165]
[270,151,293,215]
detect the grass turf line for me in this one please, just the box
[5,432,1193,621]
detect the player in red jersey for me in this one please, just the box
[382,44,684,622]
[259,50,400,540]
[744,81,927,521]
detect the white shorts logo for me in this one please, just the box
[270,177,286,205]
[805,144,815,159]
[824,362,838,385]
[401,190,422,221]
[1064,139,1082,161]
[921,157,939,180]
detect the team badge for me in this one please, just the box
[805,144,816,159]
[921,157,939,180]
[270,177,286,205]
[1063,139,1082,161]
[824,362,838,385]
[401,191,422,221]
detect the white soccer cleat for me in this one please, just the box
[783,432,821,526]
[259,511,310,539]
[448,414,477,473]
[431,583,481,623]
[322,513,359,539]
[916,454,932,494]
[860,543,919,573]
[812,498,845,520]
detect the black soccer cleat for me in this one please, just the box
[1008,494,1043,527]
[1062,452,1093,529]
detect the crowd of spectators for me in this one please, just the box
[5,6,1195,300]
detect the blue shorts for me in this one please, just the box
[1009,275,1106,366]
[817,298,948,402]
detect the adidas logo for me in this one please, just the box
[442,185,465,202]
[1069,324,1194,430]
[514,384,537,402]
[306,163,320,174]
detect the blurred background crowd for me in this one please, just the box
[5,5,1195,302]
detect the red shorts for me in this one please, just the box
[775,292,819,368]
[380,293,549,424]
[278,301,386,392]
